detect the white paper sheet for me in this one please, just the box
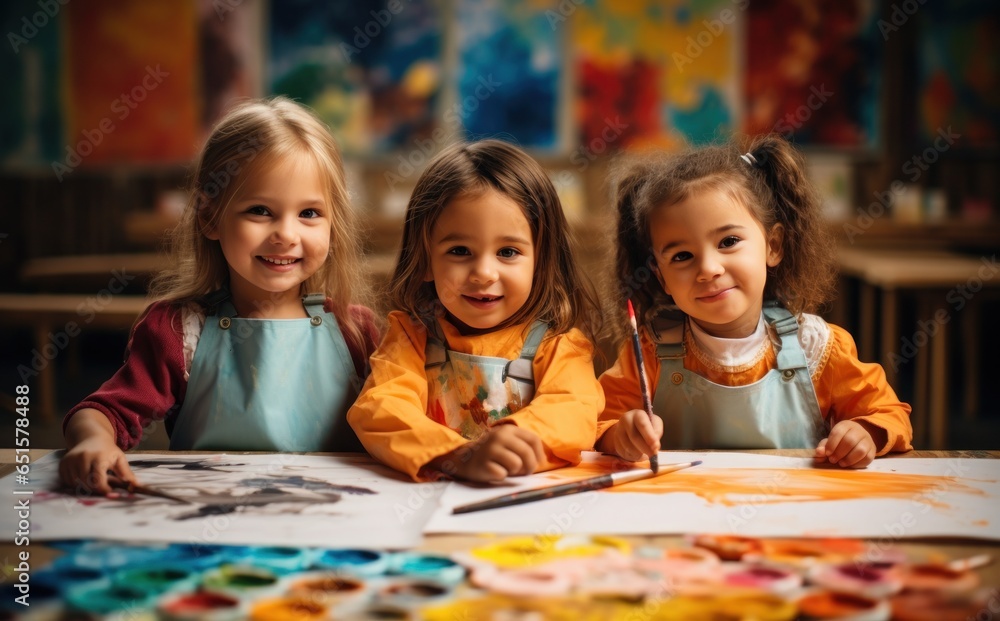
[1,453,445,549]
[424,452,1000,540]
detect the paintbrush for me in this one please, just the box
[627,300,658,473]
[451,460,701,515]
[107,476,192,504]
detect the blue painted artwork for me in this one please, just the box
[456,0,560,149]
[269,0,442,154]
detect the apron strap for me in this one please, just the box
[203,290,231,317]
[203,290,327,327]
[649,307,686,361]
[504,320,549,385]
[302,293,327,326]
[424,319,448,371]
[762,302,808,371]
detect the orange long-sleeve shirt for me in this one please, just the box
[348,311,603,480]
[598,314,912,455]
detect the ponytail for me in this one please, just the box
[741,134,837,315]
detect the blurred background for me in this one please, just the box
[1,0,998,450]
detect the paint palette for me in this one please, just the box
[442,535,997,621]
[0,542,464,620]
[2,537,995,620]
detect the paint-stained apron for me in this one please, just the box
[424,321,548,439]
[651,302,823,449]
[170,291,361,451]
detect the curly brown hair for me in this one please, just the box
[609,134,837,340]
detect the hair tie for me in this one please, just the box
[740,152,759,167]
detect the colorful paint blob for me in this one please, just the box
[547,464,987,508]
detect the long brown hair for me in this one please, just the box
[610,134,836,340]
[149,97,372,347]
[390,139,602,343]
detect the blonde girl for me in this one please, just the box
[61,97,379,493]
[349,139,604,482]
[598,134,912,468]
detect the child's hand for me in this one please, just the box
[814,420,876,468]
[450,424,545,483]
[59,436,137,495]
[608,409,663,462]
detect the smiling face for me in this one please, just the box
[206,153,332,318]
[649,187,783,338]
[425,189,535,333]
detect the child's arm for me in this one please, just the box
[595,335,662,460]
[425,424,545,483]
[814,324,913,468]
[347,312,471,480]
[597,409,663,462]
[61,408,136,494]
[60,302,186,487]
[495,328,604,472]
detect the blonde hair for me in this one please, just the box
[390,139,602,343]
[149,97,372,347]
[611,134,836,341]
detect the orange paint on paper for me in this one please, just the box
[545,464,988,507]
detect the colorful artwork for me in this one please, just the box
[1,454,444,548]
[62,0,200,165]
[916,2,999,147]
[573,0,740,151]
[0,0,63,165]
[427,452,1000,539]
[455,0,561,149]
[427,351,530,440]
[198,0,262,139]
[743,0,881,148]
[268,0,441,154]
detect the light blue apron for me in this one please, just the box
[424,320,548,440]
[169,291,362,452]
[651,302,823,449]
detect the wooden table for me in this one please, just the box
[20,253,170,289]
[836,247,1000,449]
[2,449,997,588]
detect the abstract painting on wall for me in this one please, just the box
[743,0,881,148]
[916,1,999,148]
[62,0,201,165]
[454,0,561,150]
[269,0,442,155]
[573,0,740,152]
